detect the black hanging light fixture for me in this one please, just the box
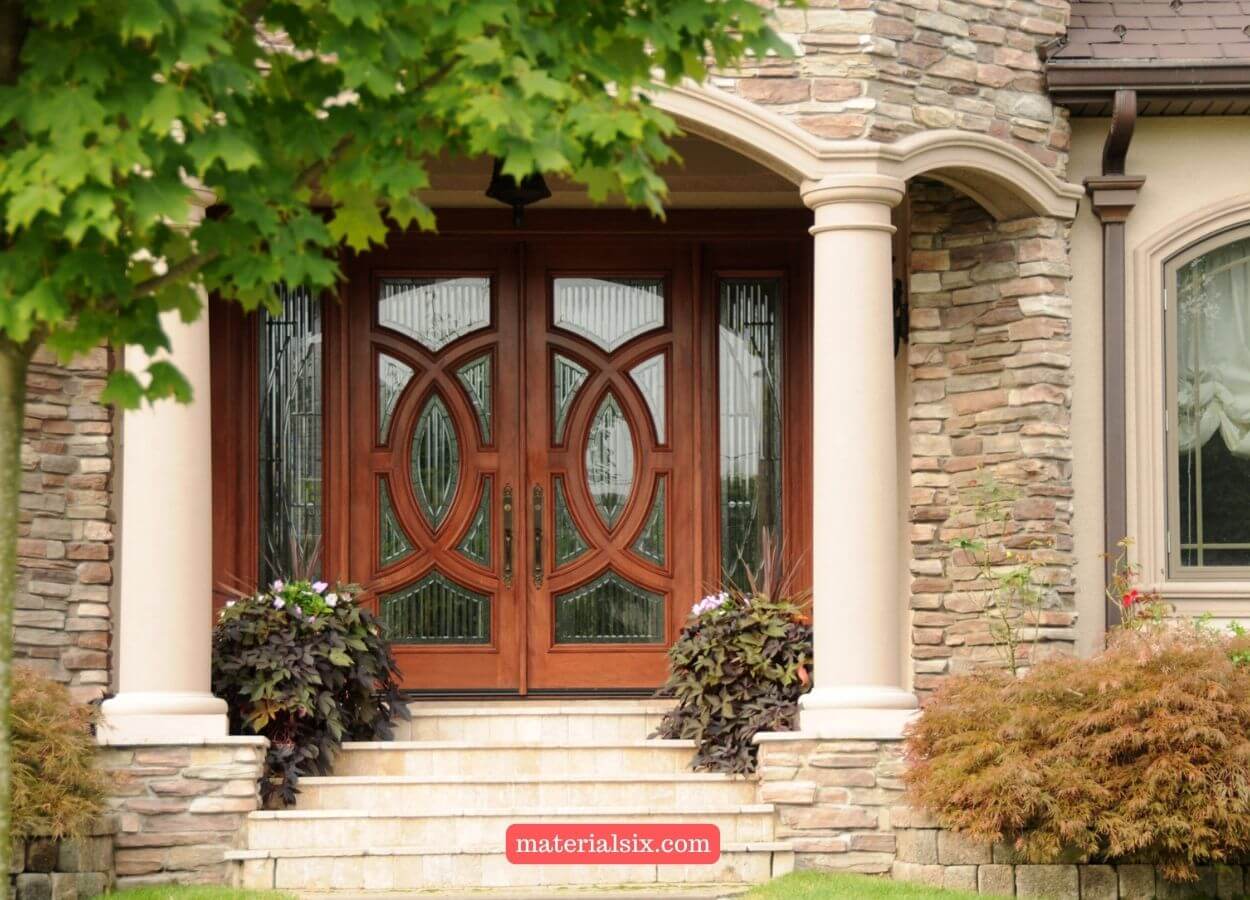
[484,158,551,227]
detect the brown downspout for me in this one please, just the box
[1083,89,1145,629]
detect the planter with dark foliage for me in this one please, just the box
[212,579,407,806]
[654,591,812,773]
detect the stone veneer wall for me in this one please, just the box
[17,345,114,704]
[10,820,116,900]
[712,0,1071,174]
[893,822,1249,898]
[756,735,906,873]
[906,179,1077,696]
[98,738,267,888]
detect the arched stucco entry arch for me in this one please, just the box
[650,82,1084,738]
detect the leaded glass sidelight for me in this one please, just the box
[554,570,664,643]
[585,393,635,528]
[457,476,492,567]
[629,355,666,444]
[381,571,490,644]
[379,479,413,566]
[632,476,666,565]
[456,354,492,444]
[553,354,588,444]
[378,277,491,352]
[719,278,783,589]
[553,476,589,567]
[378,354,415,442]
[1174,231,1250,569]
[260,285,323,582]
[410,393,459,529]
[553,278,665,352]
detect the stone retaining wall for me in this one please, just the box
[893,822,1247,898]
[755,734,906,873]
[97,737,267,888]
[9,819,116,900]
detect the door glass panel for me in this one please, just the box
[553,476,589,567]
[632,476,666,565]
[379,479,413,566]
[411,392,459,529]
[381,571,490,644]
[553,278,664,352]
[553,354,588,444]
[378,277,491,352]
[629,355,666,443]
[378,353,414,442]
[260,285,322,582]
[585,392,634,528]
[719,278,783,589]
[554,570,664,643]
[455,354,492,444]
[456,476,492,567]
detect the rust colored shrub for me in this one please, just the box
[12,668,107,839]
[904,626,1250,882]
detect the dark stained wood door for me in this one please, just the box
[345,242,524,691]
[522,242,698,689]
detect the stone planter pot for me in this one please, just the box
[9,818,117,900]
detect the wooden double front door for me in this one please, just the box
[321,218,810,694]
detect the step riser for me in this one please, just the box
[401,714,668,743]
[238,851,791,891]
[296,780,758,812]
[248,813,775,850]
[331,745,694,777]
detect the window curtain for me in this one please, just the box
[1177,238,1250,456]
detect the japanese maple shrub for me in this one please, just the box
[212,580,405,806]
[904,625,1250,882]
[654,592,812,773]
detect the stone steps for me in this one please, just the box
[229,700,789,892]
[330,739,698,777]
[293,772,761,812]
[245,805,778,849]
[228,843,794,891]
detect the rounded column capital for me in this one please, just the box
[800,174,907,211]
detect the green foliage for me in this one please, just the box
[654,592,812,773]
[904,626,1250,882]
[0,0,789,402]
[212,579,406,807]
[11,669,106,840]
[950,473,1049,675]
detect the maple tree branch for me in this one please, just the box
[131,250,221,299]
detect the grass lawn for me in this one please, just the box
[110,888,294,900]
[744,870,988,899]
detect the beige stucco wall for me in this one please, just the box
[1069,117,1250,642]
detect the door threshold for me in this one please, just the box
[401,688,665,701]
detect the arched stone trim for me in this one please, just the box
[1127,192,1250,611]
[649,82,1083,221]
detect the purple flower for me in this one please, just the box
[273,597,285,610]
[691,592,730,617]
[312,581,328,593]
[225,600,236,608]
[325,593,338,608]
[308,616,316,625]
[291,606,302,618]
[271,579,285,592]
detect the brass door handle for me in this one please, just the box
[533,484,544,587]
[502,485,513,588]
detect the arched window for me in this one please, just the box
[1168,225,1250,573]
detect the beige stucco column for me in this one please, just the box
[799,174,917,739]
[100,304,228,740]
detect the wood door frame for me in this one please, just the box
[209,207,814,693]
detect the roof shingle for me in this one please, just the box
[1055,0,1250,60]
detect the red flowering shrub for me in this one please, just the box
[904,626,1250,882]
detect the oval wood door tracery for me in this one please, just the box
[345,247,524,691]
[524,242,697,690]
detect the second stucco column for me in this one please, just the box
[99,306,228,740]
[799,174,917,738]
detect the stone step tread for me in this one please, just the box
[340,739,692,751]
[299,773,752,786]
[228,842,792,861]
[296,886,750,898]
[405,702,674,717]
[252,804,775,821]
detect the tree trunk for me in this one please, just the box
[0,336,32,877]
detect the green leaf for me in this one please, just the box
[101,370,145,409]
[7,182,65,230]
[189,129,261,173]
